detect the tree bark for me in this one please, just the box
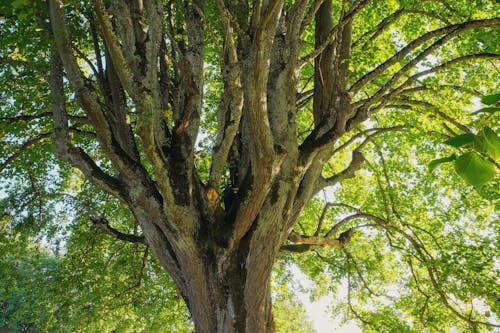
[173,245,276,333]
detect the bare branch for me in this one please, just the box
[209,0,244,188]
[91,217,146,244]
[315,150,365,192]
[370,53,500,109]
[349,18,500,95]
[287,230,344,248]
[91,0,136,98]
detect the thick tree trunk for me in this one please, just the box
[144,184,291,333]
[156,235,277,333]
[183,256,275,333]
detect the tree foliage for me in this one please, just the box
[0,0,499,332]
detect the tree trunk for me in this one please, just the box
[142,185,291,333]
[182,252,276,333]
[153,228,278,333]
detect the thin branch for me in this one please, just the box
[0,112,88,125]
[287,230,343,248]
[407,258,431,324]
[353,8,452,50]
[423,254,500,328]
[314,202,332,236]
[326,213,386,238]
[0,133,52,173]
[372,53,500,109]
[357,208,500,328]
[349,18,500,95]
[91,217,146,244]
[398,84,482,98]
[352,8,405,49]
[299,0,325,36]
[372,142,401,220]
[330,126,402,157]
[392,97,471,133]
[345,250,382,297]
[0,112,49,122]
[347,274,371,325]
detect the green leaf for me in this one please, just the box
[481,94,500,105]
[443,133,476,148]
[428,154,456,172]
[454,152,496,187]
[472,107,500,115]
[11,0,29,9]
[474,127,500,160]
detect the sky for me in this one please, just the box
[291,265,362,333]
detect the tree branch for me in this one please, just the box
[349,18,500,95]
[91,0,136,98]
[0,112,88,125]
[353,8,452,50]
[299,0,325,36]
[91,217,146,244]
[47,44,125,201]
[369,53,500,110]
[280,244,316,253]
[315,150,365,192]
[287,230,345,248]
[209,0,244,188]
[352,8,405,49]
[300,0,371,65]
[231,0,287,244]
[0,133,52,173]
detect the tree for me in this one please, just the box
[0,0,499,332]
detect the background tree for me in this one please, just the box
[0,0,499,332]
